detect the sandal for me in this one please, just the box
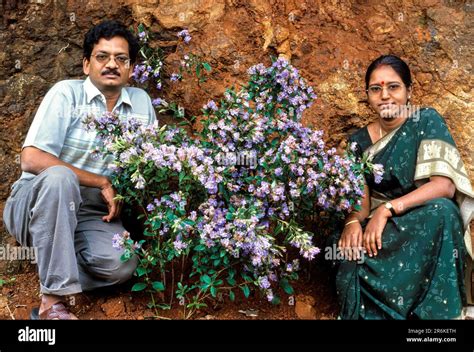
[30,302,78,320]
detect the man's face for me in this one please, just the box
[83,36,134,93]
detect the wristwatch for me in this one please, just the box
[384,202,397,217]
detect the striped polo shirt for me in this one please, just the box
[19,77,157,181]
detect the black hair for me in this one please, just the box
[83,20,139,63]
[365,55,412,90]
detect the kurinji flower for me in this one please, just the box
[112,231,131,250]
[87,57,371,307]
[372,163,384,184]
[258,276,271,289]
[170,73,180,82]
[152,98,167,107]
[177,29,191,44]
[203,100,218,111]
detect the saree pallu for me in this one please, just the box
[332,107,474,319]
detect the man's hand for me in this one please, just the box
[338,221,363,261]
[100,180,122,222]
[363,206,391,257]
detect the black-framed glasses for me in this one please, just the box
[91,53,131,67]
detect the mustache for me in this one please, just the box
[101,70,120,76]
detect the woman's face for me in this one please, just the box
[367,65,412,119]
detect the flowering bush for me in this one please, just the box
[86,31,382,317]
[131,24,164,90]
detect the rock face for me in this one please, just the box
[100,297,126,318]
[0,0,472,246]
[295,294,317,320]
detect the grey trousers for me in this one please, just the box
[2,165,137,296]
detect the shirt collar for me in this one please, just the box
[83,77,133,109]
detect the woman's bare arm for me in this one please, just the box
[390,176,455,215]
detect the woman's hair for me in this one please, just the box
[365,55,412,90]
[83,20,140,63]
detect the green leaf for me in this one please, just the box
[201,274,212,284]
[152,281,165,292]
[131,282,147,292]
[210,286,217,297]
[202,62,211,72]
[156,304,171,310]
[241,285,250,298]
[229,290,235,301]
[194,244,206,251]
[136,266,147,277]
[241,273,251,282]
[183,219,195,226]
[280,278,294,295]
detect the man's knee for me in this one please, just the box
[85,253,138,284]
[39,165,79,191]
[110,255,138,284]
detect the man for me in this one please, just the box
[3,20,156,319]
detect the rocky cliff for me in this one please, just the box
[0,0,472,243]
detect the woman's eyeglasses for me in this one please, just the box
[91,53,131,67]
[367,82,403,96]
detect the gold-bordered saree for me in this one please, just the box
[333,107,474,319]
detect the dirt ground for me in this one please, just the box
[0,260,339,320]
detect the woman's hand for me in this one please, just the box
[363,206,391,257]
[338,221,364,261]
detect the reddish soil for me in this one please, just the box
[0,260,338,320]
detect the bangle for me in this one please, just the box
[344,219,359,227]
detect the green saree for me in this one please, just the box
[333,107,474,320]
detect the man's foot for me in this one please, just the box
[31,302,78,320]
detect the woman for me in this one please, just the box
[333,55,474,319]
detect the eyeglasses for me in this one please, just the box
[367,82,403,96]
[91,53,131,67]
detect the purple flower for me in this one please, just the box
[258,276,271,289]
[112,231,130,250]
[173,239,187,252]
[170,73,180,82]
[372,163,384,184]
[204,100,218,111]
[152,98,166,107]
[177,29,192,44]
[266,289,274,302]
